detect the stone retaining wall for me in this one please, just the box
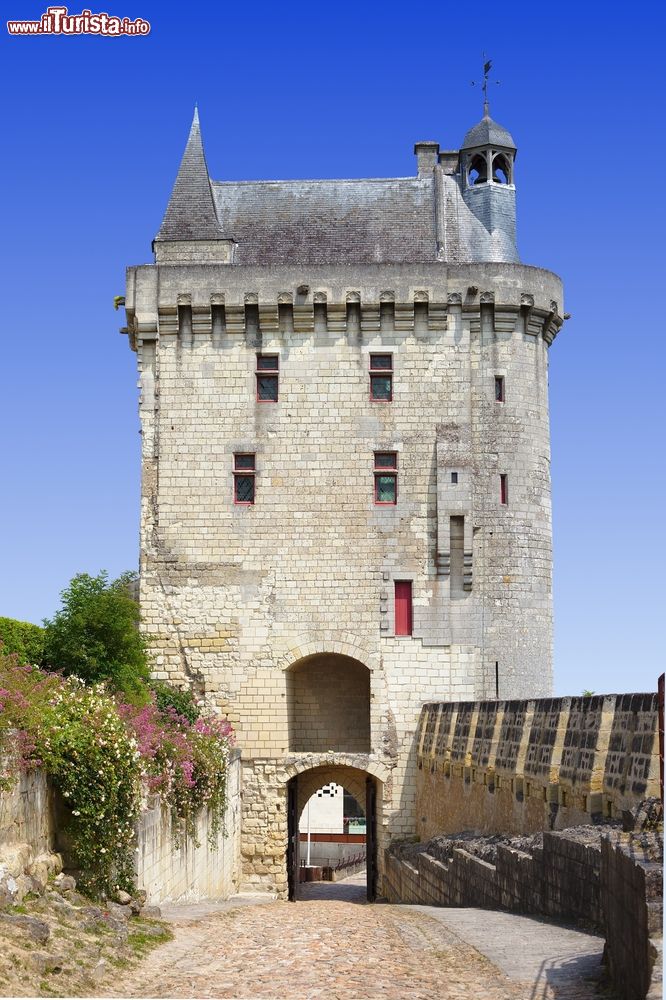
[384,830,603,925]
[416,693,660,838]
[601,831,663,1000]
[0,750,242,904]
[0,771,55,856]
[384,825,663,1000]
[136,748,241,903]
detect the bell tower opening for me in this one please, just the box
[492,152,512,184]
[467,152,489,186]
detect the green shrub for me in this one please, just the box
[0,617,44,665]
[151,681,200,724]
[42,571,150,702]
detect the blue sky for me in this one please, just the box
[1,0,664,696]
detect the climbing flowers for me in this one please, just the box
[0,651,234,896]
[118,700,234,846]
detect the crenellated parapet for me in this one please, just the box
[123,263,565,350]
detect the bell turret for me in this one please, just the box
[459,99,519,262]
[461,100,517,188]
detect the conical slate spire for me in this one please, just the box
[156,108,225,241]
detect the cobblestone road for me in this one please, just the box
[100,876,616,1000]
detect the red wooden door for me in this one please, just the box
[394,581,413,636]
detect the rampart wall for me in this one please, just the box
[415,693,660,838]
[384,828,663,1000]
[384,693,663,1000]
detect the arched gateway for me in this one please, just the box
[286,764,382,901]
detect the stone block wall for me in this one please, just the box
[0,770,55,856]
[384,831,603,925]
[601,831,663,1000]
[384,827,663,999]
[135,748,241,903]
[0,752,242,904]
[415,693,660,839]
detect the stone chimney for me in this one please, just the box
[414,141,439,177]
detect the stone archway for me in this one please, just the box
[286,653,371,753]
[286,763,383,902]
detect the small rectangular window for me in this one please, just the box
[256,354,279,402]
[500,474,508,505]
[451,472,458,484]
[495,376,505,402]
[369,354,393,402]
[394,580,413,636]
[374,452,397,504]
[234,453,256,504]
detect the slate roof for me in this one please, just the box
[211,177,436,266]
[156,109,228,242]
[461,110,516,150]
[210,174,516,266]
[155,110,519,265]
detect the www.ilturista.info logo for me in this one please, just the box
[7,6,150,35]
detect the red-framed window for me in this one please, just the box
[374,452,397,504]
[394,581,413,636]
[495,376,505,402]
[500,474,508,505]
[256,354,279,402]
[234,453,256,504]
[369,354,393,402]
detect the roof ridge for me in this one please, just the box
[211,176,423,187]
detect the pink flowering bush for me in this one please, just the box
[0,654,60,787]
[0,648,234,894]
[118,701,234,846]
[0,651,141,893]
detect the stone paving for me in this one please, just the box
[99,874,618,1000]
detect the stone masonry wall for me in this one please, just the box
[135,748,241,904]
[384,826,664,1000]
[601,830,663,1000]
[384,830,604,925]
[0,770,55,857]
[0,754,242,904]
[415,693,660,839]
[126,260,563,894]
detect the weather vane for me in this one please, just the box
[471,55,500,114]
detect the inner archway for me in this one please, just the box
[287,765,380,902]
[286,653,371,753]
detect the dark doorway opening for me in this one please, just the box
[287,771,378,903]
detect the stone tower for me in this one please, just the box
[123,102,564,897]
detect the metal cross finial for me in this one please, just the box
[471,55,500,116]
